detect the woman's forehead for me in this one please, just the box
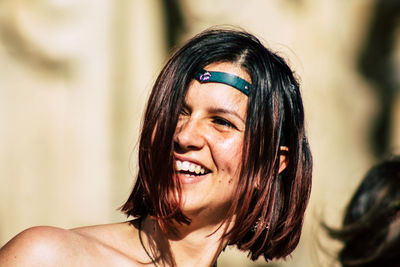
[185,76,248,121]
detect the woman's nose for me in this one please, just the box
[174,118,205,151]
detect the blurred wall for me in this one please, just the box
[0,0,114,235]
[0,0,167,239]
[0,0,399,267]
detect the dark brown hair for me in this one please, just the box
[323,156,400,266]
[121,27,312,261]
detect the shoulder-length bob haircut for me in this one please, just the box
[121,27,312,262]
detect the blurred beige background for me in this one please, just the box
[0,0,399,266]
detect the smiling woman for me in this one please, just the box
[0,28,312,267]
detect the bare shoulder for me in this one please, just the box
[0,222,142,267]
[0,226,81,267]
[70,221,145,265]
[71,221,140,255]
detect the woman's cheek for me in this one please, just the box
[214,136,244,170]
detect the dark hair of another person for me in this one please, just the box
[121,27,313,262]
[323,156,400,266]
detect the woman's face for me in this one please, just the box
[173,62,250,223]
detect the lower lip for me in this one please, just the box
[175,173,208,184]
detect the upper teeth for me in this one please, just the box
[175,160,206,174]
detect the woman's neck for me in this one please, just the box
[140,216,229,267]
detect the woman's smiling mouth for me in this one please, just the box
[174,160,209,175]
[174,160,210,182]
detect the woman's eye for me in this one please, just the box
[179,108,190,116]
[213,117,236,129]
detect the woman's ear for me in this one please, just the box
[278,146,289,174]
[254,146,289,188]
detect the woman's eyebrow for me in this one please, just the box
[208,107,245,124]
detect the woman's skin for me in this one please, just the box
[0,62,288,267]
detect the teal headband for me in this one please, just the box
[194,68,251,96]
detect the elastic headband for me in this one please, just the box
[194,68,251,96]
